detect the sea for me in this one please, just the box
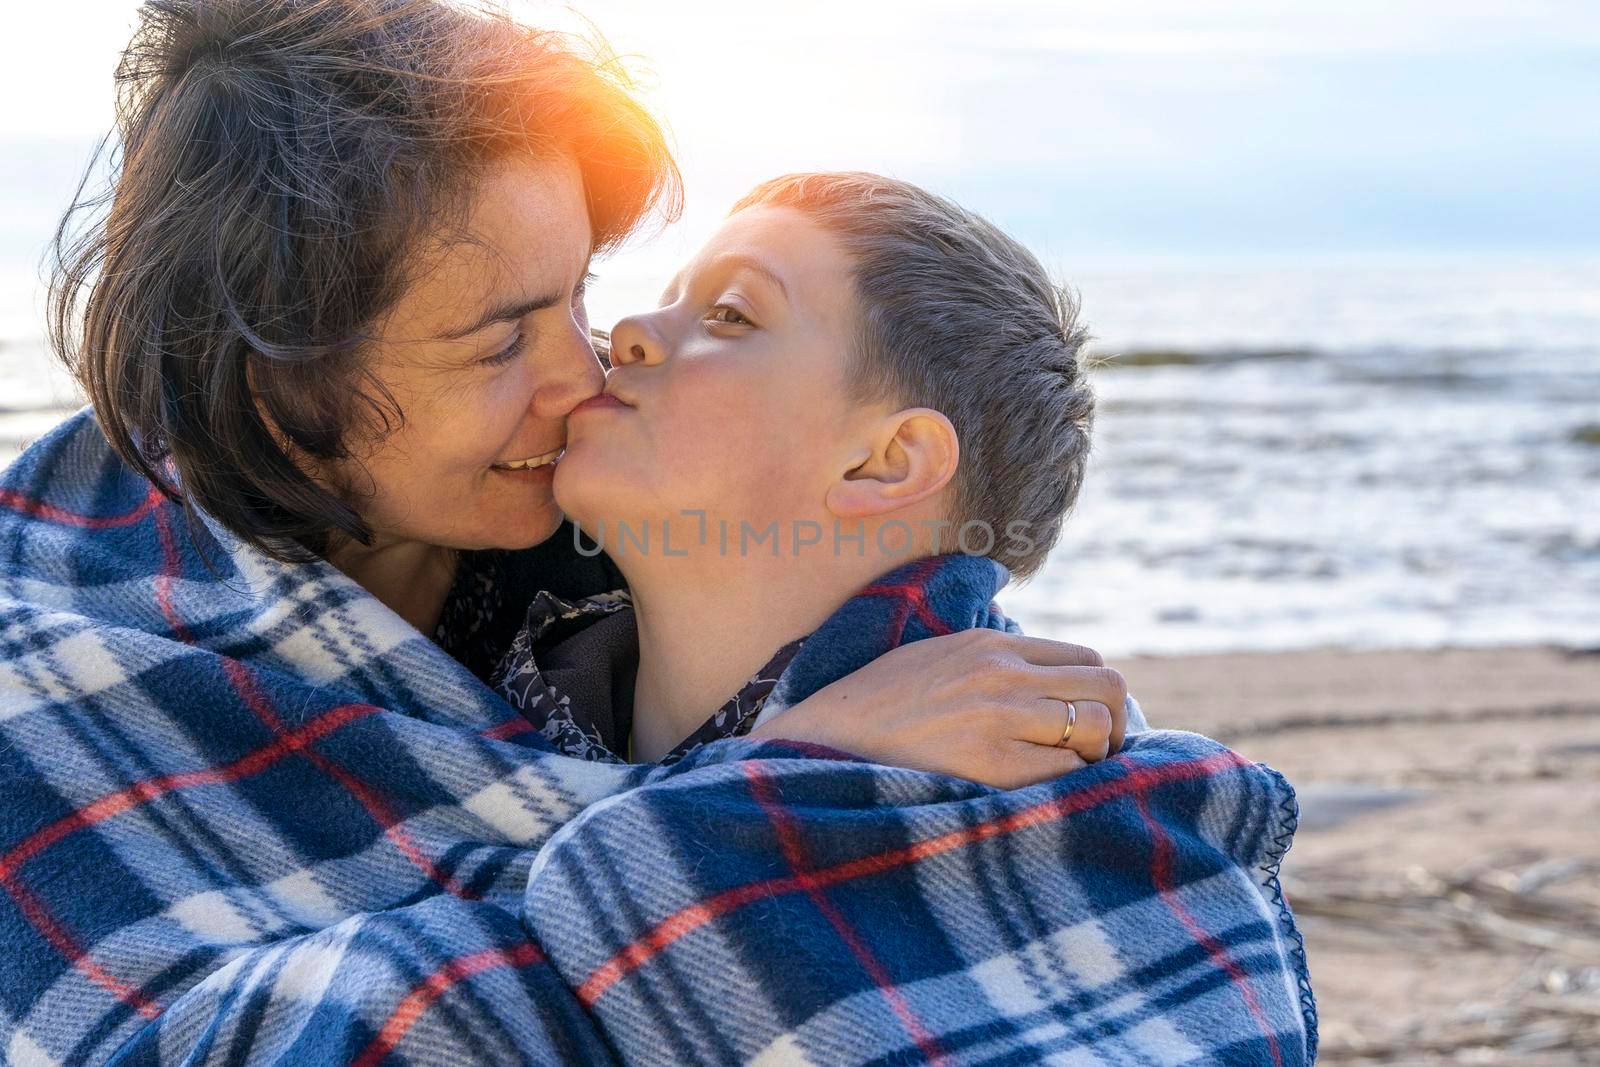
[3,144,1597,657]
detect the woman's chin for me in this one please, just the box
[480,500,566,550]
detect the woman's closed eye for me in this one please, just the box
[481,330,527,367]
[481,272,595,368]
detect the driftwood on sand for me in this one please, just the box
[1288,850,1600,1064]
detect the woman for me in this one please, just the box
[0,2,1313,1064]
[51,0,1123,779]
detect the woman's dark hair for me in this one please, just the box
[48,0,680,560]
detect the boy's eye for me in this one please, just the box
[707,304,753,326]
[574,271,597,305]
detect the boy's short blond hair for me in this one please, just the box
[732,172,1093,579]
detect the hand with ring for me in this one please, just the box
[748,628,1130,789]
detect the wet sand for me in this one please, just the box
[1125,645,1600,1064]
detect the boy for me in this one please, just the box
[494,172,1133,769]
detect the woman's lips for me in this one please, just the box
[571,392,629,417]
[491,445,563,473]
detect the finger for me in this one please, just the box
[1010,696,1093,745]
[975,631,1105,668]
[1072,701,1113,762]
[1077,706,1113,762]
[1108,695,1128,755]
[1010,698,1112,761]
[1037,665,1128,716]
[991,741,1088,790]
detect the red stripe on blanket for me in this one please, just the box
[578,750,1245,1006]
[743,763,950,1065]
[0,871,162,1019]
[0,485,164,529]
[857,557,953,640]
[0,700,380,1021]
[145,506,474,900]
[153,504,193,644]
[1135,788,1285,1067]
[481,717,536,741]
[0,701,381,879]
[220,660,479,900]
[351,941,546,1067]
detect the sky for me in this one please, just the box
[1,0,1597,327]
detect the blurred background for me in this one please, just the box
[3,2,1597,1061]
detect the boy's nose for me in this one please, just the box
[608,312,669,367]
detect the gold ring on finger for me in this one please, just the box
[1056,701,1077,748]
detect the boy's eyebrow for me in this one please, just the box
[659,254,791,308]
[719,255,790,300]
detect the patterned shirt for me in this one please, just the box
[492,588,806,764]
[432,524,626,684]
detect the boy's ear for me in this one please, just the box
[825,407,960,519]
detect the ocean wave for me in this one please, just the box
[1570,424,1600,447]
[1089,346,1316,369]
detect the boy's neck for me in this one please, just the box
[621,539,908,763]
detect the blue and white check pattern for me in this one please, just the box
[1,410,1314,1065]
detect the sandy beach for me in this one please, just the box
[1126,644,1600,1064]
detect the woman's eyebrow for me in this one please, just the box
[438,252,595,340]
[438,292,562,340]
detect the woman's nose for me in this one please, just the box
[531,322,606,416]
[607,312,668,368]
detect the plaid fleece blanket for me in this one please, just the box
[1,410,1315,1065]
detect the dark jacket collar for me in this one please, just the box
[493,553,1014,763]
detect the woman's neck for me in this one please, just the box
[325,535,460,636]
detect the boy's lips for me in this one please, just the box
[571,392,630,416]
